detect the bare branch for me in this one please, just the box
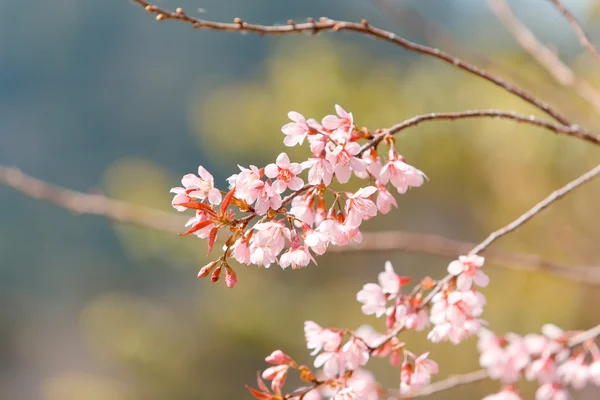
[410,369,489,397]
[548,0,600,64]
[489,0,600,113]
[0,166,186,234]
[335,230,600,285]
[470,163,600,255]
[131,0,575,127]
[359,109,600,156]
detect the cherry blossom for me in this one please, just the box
[304,228,331,255]
[342,337,370,370]
[171,166,222,210]
[282,111,317,147]
[399,352,439,395]
[303,156,334,186]
[264,152,304,193]
[375,184,397,214]
[254,181,283,215]
[345,186,378,228]
[447,255,489,291]
[326,142,365,184]
[356,283,387,317]
[379,149,427,193]
[228,164,263,204]
[428,289,486,344]
[322,104,354,143]
[535,383,569,400]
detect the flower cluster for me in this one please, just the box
[428,255,488,344]
[479,325,600,399]
[170,106,426,287]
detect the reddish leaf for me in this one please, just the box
[221,188,236,214]
[180,219,213,236]
[246,386,270,400]
[174,201,216,215]
[207,227,219,255]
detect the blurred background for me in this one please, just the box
[1,0,600,398]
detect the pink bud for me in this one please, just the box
[211,266,222,282]
[224,266,238,288]
[198,261,217,278]
[265,350,292,365]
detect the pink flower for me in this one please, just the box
[254,181,282,215]
[290,195,316,226]
[322,104,354,143]
[379,150,426,193]
[316,218,348,247]
[262,364,289,392]
[342,337,370,370]
[302,157,334,186]
[356,283,387,317]
[314,350,344,378]
[393,303,429,331]
[232,237,251,265]
[304,321,342,356]
[557,354,589,389]
[428,289,486,344]
[279,243,312,270]
[228,165,263,204]
[304,229,330,255]
[326,142,365,184]
[264,152,304,194]
[265,350,292,365]
[483,387,523,400]
[589,358,600,386]
[171,166,222,210]
[447,255,489,291]
[345,186,378,228]
[375,184,397,214]
[281,111,316,147]
[526,355,558,384]
[535,383,569,400]
[308,132,328,155]
[253,221,289,256]
[249,242,278,267]
[399,352,439,395]
[480,333,530,384]
[378,261,409,297]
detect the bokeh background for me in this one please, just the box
[2,0,600,399]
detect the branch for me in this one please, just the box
[4,166,600,284]
[0,166,186,234]
[410,369,489,397]
[469,163,600,255]
[489,0,600,114]
[131,0,575,127]
[359,109,600,156]
[548,0,600,64]
[335,230,600,285]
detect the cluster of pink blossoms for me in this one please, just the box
[170,105,426,287]
[479,325,600,400]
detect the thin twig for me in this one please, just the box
[4,166,599,284]
[548,0,600,64]
[131,0,574,126]
[410,369,489,397]
[359,109,600,155]
[470,163,600,255]
[335,230,600,285]
[489,0,600,113]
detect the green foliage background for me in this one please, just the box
[1,0,600,399]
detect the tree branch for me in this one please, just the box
[0,166,186,234]
[359,109,600,156]
[548,0,600,64]
[469,163,600,255]
[332,230,600,285]
[489,0,600,114]
[131,0,575,127]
